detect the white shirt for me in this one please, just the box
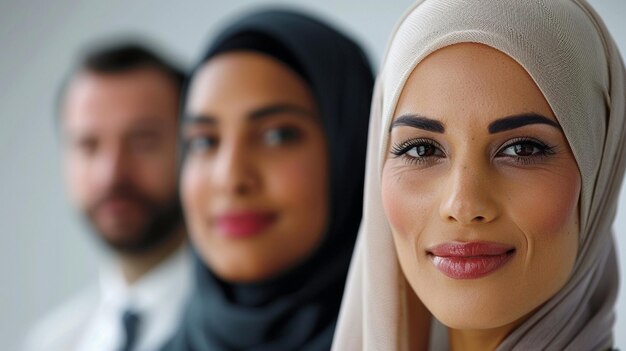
[25,245,192,351]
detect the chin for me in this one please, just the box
[214,268,268,283]
[432,307,516,331]
[206,252,278,283]
[412,277,524,331]
[428,292,528,332]
[101,231,143,250]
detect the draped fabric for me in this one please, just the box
[332,1,625,350]
[165,9,374,351]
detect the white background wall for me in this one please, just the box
[0,1,624,349]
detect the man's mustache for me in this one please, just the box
[89,183,153,213]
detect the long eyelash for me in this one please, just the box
[502,137,556,155]
[182,135,217,154]
[390,138,440,156]
[499,137,557,165]
[390,138,444,166]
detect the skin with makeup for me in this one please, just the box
[382,43,580,350]
[181,51,329,282]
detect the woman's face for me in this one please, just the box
[382,43,580,331]
[181,52,329,282]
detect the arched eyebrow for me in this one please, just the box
[249,104,314,120]
[389,114,445,133]
[183,114,216,125]
[488,113,561,133]
[183,103,314,126]
[389,112,561,134]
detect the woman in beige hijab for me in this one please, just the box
[333,1,625,350]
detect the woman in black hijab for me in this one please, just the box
[164,9,373,351]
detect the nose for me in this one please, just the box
[438,161,499,225]
[213,139,260,196]
[96,144,131,191]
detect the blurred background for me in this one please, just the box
[1,0,624,349]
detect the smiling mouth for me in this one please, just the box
[213,211,278,239]
[426,241,516,279]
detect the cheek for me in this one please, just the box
[509,167,580,240]
[180,160,210,226]
[265,147,329,215]
[180,159,219,267]
[381,165,438,240]
[64,156,92,204]
[262,144,329,266]
[381,164,442,283]
[507,164,580,305]
[132,155,178,200]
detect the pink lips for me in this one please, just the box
[427,241,515,279]
[214,211,277,239]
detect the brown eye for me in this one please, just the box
[391,138,444,158]
[513,144,535,156]
[500,141,545,157]
[186,135,218,153]
[263,126,302,146]
[407,144,439,157]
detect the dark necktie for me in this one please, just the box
[119,309,141,351]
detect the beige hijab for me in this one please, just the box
[332,0,626,350]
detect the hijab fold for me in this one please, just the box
[333,1,626,350]
[166,9,373,351]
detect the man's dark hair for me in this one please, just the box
[56,41,185,121]
[80,42,185,85]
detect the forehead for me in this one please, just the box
[185,52,314,119]
[62,68,179,133]
[395,43,556,127]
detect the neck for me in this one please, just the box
[406,287,432,351]
[117,226,186,285]
[448,322,518,351]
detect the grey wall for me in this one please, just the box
[1,1,624,349]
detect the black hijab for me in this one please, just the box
[165,9,373,351]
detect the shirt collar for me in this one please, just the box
[99,244,193,315]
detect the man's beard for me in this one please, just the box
[83,182,183,254]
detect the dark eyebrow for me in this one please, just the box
[390,114,445,133]
[182,114,216,126]
[248,103,314,120]
[488,113,561,133]
[182,103,313,126]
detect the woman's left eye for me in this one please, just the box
[185,135,218,154]
[497,138,555,158]
[263,126,302,146]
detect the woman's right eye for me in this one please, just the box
[390,138,445,164]
[405,143,440,157]
[185,136,218,153]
